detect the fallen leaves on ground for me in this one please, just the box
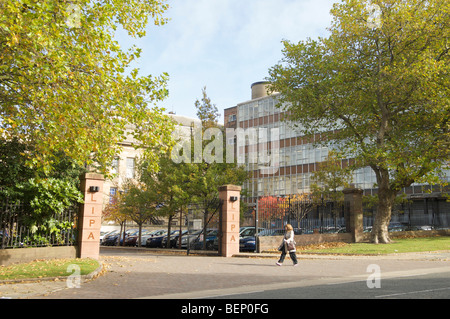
[265,242,348,253]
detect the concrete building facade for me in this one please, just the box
[224,82,450,214]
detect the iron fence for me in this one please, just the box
[251,196,350,234]
[0,200,78,249]
[248,195,450,235]
[363,199,450,231]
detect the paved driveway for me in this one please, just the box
[4,248,445,300]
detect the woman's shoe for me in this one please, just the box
[276,262,282,266]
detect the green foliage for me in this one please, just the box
[0,0,173,174]
[195,86,221,129]
[21,178,83,216]
[1,138,85,246]
[268,0,450,243]
[310,151,353,202]
[18,177,83,245]
[0,137,34,198]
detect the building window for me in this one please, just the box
[228,114,236,122]
[126,157,135,179]
[111,157,119,175]
[109,187,117,204]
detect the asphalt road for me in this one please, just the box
[206,271,450,299]
[1,247,449,301]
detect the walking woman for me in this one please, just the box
[276,224,298,266]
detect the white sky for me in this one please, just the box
[116,0,337,122]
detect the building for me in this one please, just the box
[225,82,449,228]
[102,114,201,229]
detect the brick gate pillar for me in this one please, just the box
[343,187,364,243]
[218,185,241,257]
[78,173,104,259]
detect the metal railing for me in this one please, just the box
[1,200,78,249]
[363,200,450,231]
[249,196,450,235]
[252,196,350,234]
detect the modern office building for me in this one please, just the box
[224,82,449,215]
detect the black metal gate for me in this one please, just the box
[186,197,222,254]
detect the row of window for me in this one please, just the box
[243,167,379,200]
[237,97,375,199]
[110,157,135,179]
[238,97,283,122]
[108,157,136,203]
[240,144,331,170]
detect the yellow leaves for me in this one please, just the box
[10,33,19,46]
[1,0,173,174]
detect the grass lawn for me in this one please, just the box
[299,236,450,255]
[0,258,100,281]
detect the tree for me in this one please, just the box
[268,0,450,243]
[120,178,159,247]
[310,151,353,202]
[257,196,285,224]
[1,137,85,245]
[138,155,192,248]
[190,87,249,248]
[283,193,315,224]
[102,191,128,245]
[195,86,220,129]
[0,0,174,175]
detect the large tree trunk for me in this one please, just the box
[370,163,399,244]
[371,187,396,244]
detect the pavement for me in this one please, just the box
[0,247,449,299]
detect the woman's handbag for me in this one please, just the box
[286,241,295,251]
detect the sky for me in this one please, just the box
[117,0,337,123]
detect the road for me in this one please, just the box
[1,247,449,302]
[207,271,450,299]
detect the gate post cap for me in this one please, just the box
[218,185,241,192]
[80,173,105,181]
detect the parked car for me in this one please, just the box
[102,229,138,246]
[161,230,189,248]
[119,229,139,246]
[141,229,166,245]
[239,236,258,252]
[240,226,263,238]
[363,226,372,233]
[146,230,177,248]
[407,225,433,231]
[100,230,118,244]
[321,226,346,233]
[388,222,408,232]
[180,229,203,249]
[102,230,122,246]
[124,229,154,246]
[258,228,301,236]
[192,229,218,250]
[238,227,267,252]
[213,226,266,250]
